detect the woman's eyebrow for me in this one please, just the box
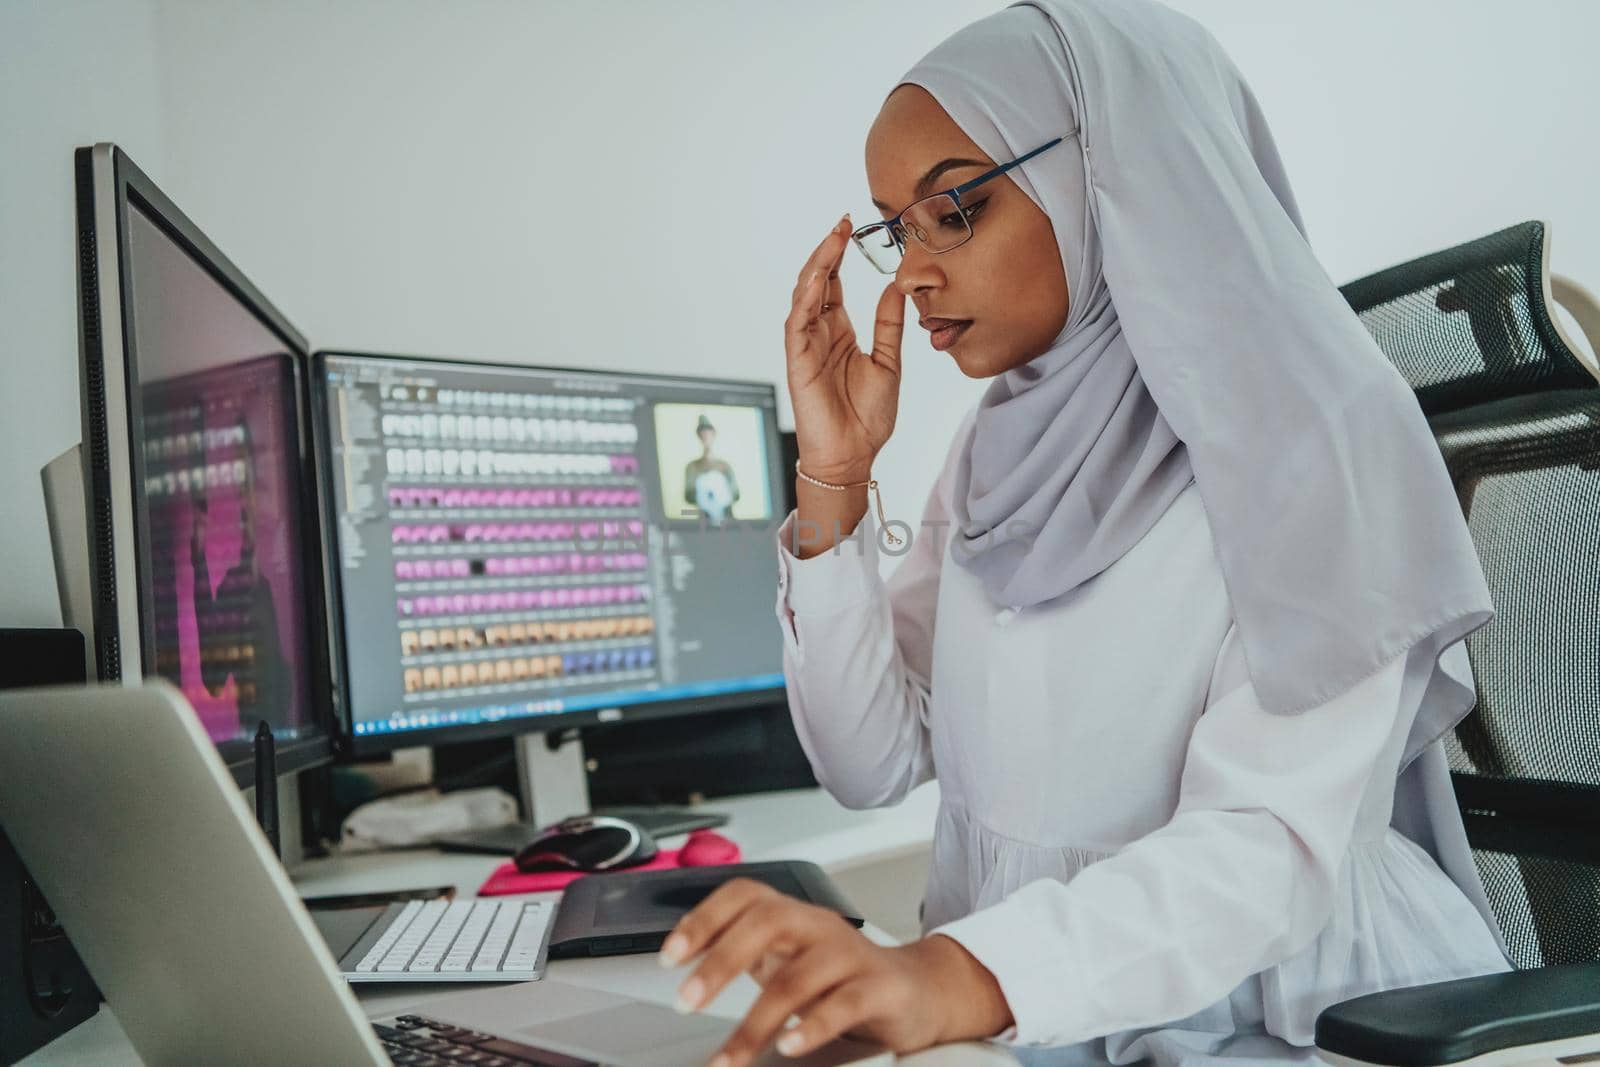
[870,156,992,210]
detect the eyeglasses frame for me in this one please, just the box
[849,131,1073,274]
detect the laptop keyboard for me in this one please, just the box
[355,899,553,979]
[376,1014,598,1066]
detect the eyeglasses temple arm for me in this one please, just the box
[949,131,1075,197]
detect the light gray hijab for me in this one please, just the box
[897,0,1495,720]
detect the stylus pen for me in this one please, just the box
[255,721,279,859]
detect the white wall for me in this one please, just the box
[5,0,1599,628]
[0,1,166,626]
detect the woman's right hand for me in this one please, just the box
[784,215,907,482]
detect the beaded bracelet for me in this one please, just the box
[793,458,902,545]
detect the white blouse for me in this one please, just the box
[772,414,1510,1064]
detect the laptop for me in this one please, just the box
[0,680,890,1066]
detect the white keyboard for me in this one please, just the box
[343,898,554,983]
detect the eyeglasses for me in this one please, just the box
[850,132,1073,274]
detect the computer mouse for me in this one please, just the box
[677,829,740,867]
[513,814,658,874]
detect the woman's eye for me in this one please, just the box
[939,200,987,228]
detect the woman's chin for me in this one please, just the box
[953,336,1056,380]
[946,329,1027,379]
[949,343,1000,379]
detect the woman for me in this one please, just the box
[661,1,1511,1064]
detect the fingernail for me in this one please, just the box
[709,1055,732,1067]
[777,1032,805,1056]
[659,935,688,967]
[675,977,704,1014]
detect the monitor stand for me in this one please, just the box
[516,728,591,830]
[432,729,728,855]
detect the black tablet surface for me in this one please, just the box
[548,861,865,959]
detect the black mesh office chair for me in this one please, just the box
[1314,221,1600,1066]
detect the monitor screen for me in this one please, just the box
[314,353,788,749]
[75,146,333,783]
[121,195,321,754]
[138,356,315,746]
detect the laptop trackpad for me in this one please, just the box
[518,1004,886,1067]
[521,1003,731,1064]
[419,979,885,1066]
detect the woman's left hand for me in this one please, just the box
[658,877,1013,1066]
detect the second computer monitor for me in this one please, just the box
[74,143,333,783]
[312,352,789,754]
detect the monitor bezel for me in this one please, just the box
[74,143,337,785]
[308,349,790,759]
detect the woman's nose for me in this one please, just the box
[894,242,944,296]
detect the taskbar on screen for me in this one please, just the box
[352,671,786,737]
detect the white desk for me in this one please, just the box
[22,782,1017,1065]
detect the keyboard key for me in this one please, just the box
[357,901,424,972]
[424,1026,492,1045]
[409,900,474,973]
[470,905,522,971]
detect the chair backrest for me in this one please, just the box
[1340,220,1600,970]
[1340,221,1599,413]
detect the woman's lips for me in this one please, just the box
[926,319,972,351]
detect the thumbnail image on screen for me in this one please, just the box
[654,403,773,528]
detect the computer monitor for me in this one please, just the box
[310,351,789,775]
[73,144,334,784]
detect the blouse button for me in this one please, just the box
[994,607,1016,626]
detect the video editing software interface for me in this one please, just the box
[127,200,320,753]
[318,354,787,740]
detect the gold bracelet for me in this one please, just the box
[794,458,902,545]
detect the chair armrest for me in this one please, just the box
[1550,272,1600,383]
[1313,962,1600,1066]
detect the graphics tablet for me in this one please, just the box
[549,860,865,959]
